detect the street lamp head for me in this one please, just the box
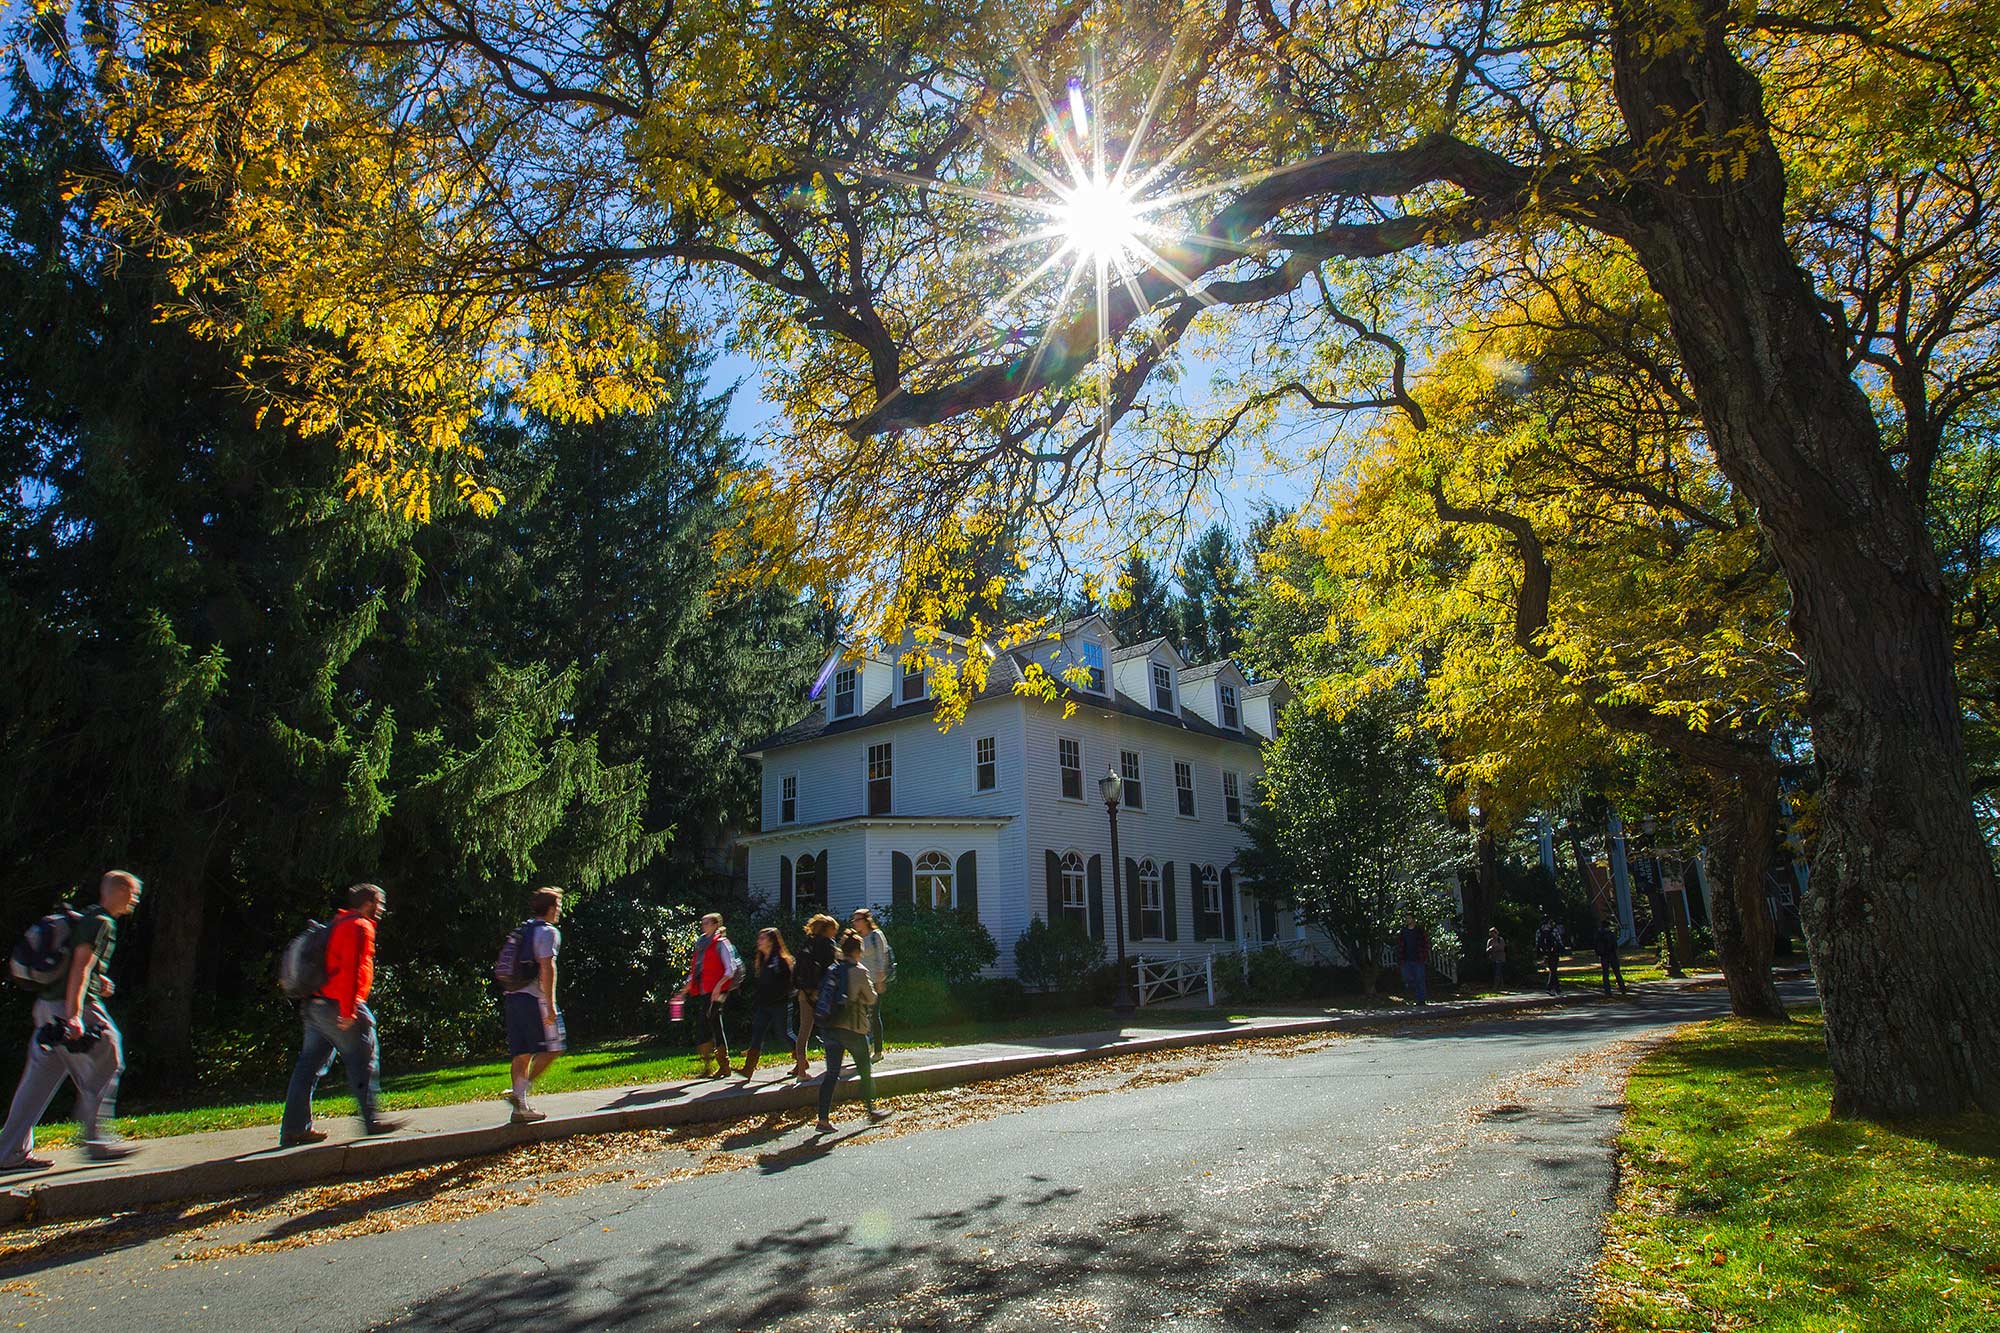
[1099,768,1122,805]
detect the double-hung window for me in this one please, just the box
[900,661,927,704]
[1152,662,1175,712]
[1119,750,1145,810]
[832,668,857,719]
[780,774,797,824]
[1223,771,1243,824]
[1139,860,1164,939]
[1220,684,1240,729]
[1059,736,1083,800]
[795,852,824,910]
[867,742,893,815]
[1174,760,1196,817]
[1198,864,1221,916]
[975,735,997,792]
[1081,641,1107,693]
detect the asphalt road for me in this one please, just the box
[0,984,1806,1332]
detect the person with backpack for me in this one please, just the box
[498,887,566,1123]
[279,883,407,1147]
[0,871,143,1171]
[1594,918,1630,996]
[815,929,890,1134]
[738,927,793,1081]
[673,912,741,1078]
[1536,914,1566,995]
[849,908,893,1060]
[790,913,838,1079]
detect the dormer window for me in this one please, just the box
[900,660,927,703]
[1152,662,1175,712]
[1220,683,1240,729]
[1081,641,1107,693]
[832,667,857,719]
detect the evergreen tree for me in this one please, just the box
[1175,524,1248,663]
[1110,552,1179,647]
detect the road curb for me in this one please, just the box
[0,966,1809,1226]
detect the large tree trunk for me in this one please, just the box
[1705,768,1786,1020]
[1608,1,2000,1115]
[141,867,206,1069]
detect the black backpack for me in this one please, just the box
[814,960,850,1023]
[9,907,81,991]
[279,920,333,999]
[493,920,544,991]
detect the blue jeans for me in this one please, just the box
[817,1030,876,1121]
[1401,961,1428,1004]
[745,1003,790,1055]
[282,998,384,1139]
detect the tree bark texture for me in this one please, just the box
[1609,1,2000,1114]
[1706,769,1788,1020]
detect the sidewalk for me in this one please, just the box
[0,970,1795,1226]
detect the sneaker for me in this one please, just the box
[510,1107,548,1125]
[279,1128,329,1148]
[364,1117,409,1137]
[866,1108,892,1122]
[84,1141,137,1162]
[0,1155,52,1172]
[502,1088,521,1110]
[815,1119,836,1134]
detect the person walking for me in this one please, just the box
[790,914,837,1079]
[281,883,407,1147]
[1396,915,1431,1005]
[1535,914,1566,995]
[1485,926,1507,990]
[850,908,893,1059]
[674,913,741,1078]
[815,930,890,1134]
[0,871,144,1171]
[740,927,794,1080]
[1595,919,1630,996]
[500,887,566,1124]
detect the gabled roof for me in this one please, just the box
[748,651,1029,753]
[1242,678,1289,698]
[1110,635,1189,668]
[1180,659,1246,685]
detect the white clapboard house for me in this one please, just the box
[742,615,1300,977]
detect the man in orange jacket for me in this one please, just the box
[279,883,407,1146]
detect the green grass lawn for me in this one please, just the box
[1598,1007,2000,1332]
[26,1004,1258,1148]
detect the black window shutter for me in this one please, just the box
[1221,868,1237,941]
[1126,858,1142,941]
[820,848,831,905]
[1046,850,1062,922]
[1189,864,1206,941]
[1087,856,1105,940]
[956,851,979,923]
[780,856,794,916]
[892,851,914,908]
[1163,862,1179,941]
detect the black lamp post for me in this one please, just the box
[1101,768,1137,1015]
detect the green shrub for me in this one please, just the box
[950,976,1030,1021]
[1223,946,1313,1003]
[876,902,999,984]
[881,974,966,1026]
[1014,916,1105,993]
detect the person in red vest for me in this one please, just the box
[279,883,408,1146]
[673,913,741,1078]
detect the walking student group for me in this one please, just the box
[0,873,897,1173]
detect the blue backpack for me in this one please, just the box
[814,960,850,1022]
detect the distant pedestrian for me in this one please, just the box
[790,914,838,1079]
[674,913,742,1078]
[740,927,794,1080]
[816,930,890,1134]
[849,908,893,1059]
[1594,920,1630,996]
[281,883,407,1147]
[1535,914,1565,995]
[498,887,566,1124]
[1485,927,1507,989]
[0,871,144,1171]
[1396,916,1430,1005]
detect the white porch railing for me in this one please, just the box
[1134,954,1215,1006]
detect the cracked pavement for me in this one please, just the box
[0,983,1811,1331]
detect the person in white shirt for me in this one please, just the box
[849,909,893,1060]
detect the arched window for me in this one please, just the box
[1198,864,1221,917]
[914,850,954,910]
[1139,859,1164,939]
[795,853,824,911]
[1060,851,1087,921]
